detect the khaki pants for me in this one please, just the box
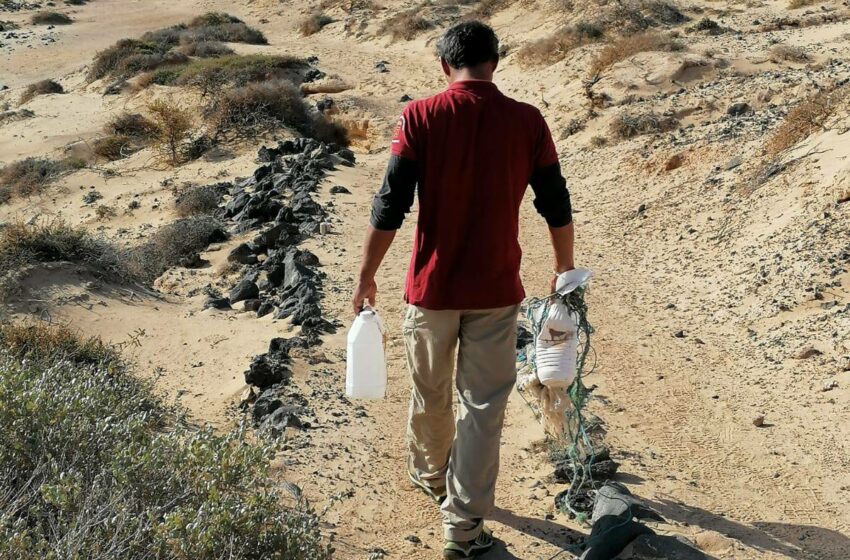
[403,303,519,541]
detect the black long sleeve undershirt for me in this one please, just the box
[369,156,572,231]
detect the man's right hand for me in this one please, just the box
[352,276,378,316]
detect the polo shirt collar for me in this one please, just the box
[448,80,500,95]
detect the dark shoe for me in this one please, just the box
[408,469,447,504]
[443,527,494,559]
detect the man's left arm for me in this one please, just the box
[529,161,575,292]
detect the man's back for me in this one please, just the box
[392,80,560,310]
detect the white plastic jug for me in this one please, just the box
[345,307,387,399]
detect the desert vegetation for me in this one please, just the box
[766,84,848,156]
[379,8,433,40]
[518,21,604,66]
[31,11,73,25]
[146,99,194,165]
[299,12,333,35]
[174,184,222,217]
[141,53,306,92]
[0,322,332,560]
[0,158,74,202]
[610,111,679,139]
[19,79,64,104]
[589,31,682,76]
[87,13,266,81]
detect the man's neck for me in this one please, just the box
[449,70,493,83]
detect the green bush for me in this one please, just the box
[0,328,331,560]
[146,54,306,93]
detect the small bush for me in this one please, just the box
[0,321,118,366]
[590,31,681,76]
[300,12,333,35]
[88,14,266,81]
[145,54,307,94]
[19,79,64,104]
[106,112,160,139]
[177,40,234,58]
[174,185,221,217]
[95,204,118,220]
[0,220,124,279]
[125,216,227,282]
[0,158,65,199]
[31,11,73,25]
[147,99,194,165]
[766,85,846,155]
[788,0,817,8]
[380,9,433,40]
[468,0,510,19]
[0,343,331,560]
[771,44,809,63]
[92,135,134,160]
[644,0,688,25]
[210,79,348,144]
[611,112,678,138]
[518,22,604,66]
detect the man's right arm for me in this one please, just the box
[352,155,418,314]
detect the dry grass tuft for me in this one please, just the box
[143,54,306,94]
[125,217,227,282]
[299,12,333,35]
[19,79,64,104]
[766,85,847,156]
[177,40,234,58]
[788,0,818,8]
[518,22,604,66]
[770,43,809,63]
[611,112,679,139]
[0,158,66,200]
[589,31,682,76]
[0,320,118,366]
[106,112,159,139]
[380,9,433,41]
[92,135,134,161]
[31,11,73,25]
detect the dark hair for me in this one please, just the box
[436,20,499,69]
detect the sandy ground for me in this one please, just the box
[2,0,849,558]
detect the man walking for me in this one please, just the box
[352,20,575,559]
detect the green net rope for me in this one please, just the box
[517,285,597,520]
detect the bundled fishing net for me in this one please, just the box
[517,269,597,517]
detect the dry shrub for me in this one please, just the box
[88,39,187,81]
[19,79,64,104]
[95,205,118,220]
[174,185,221,217]
[788,0,817,8]
[0,220,125,283]
[0,158,65,199]
[210,79,348,144]
[31,11,73,25]
[106,112,159,139]
[147,99,193,165]
[184,12,267,44]
[611,112,678,138]
[177,40,233,58]
[518,22,604,66]
[468,0,511,19]
[590,31,681,76]
[643,0,688,25]
[92,135,134,161]
[380,8,433,40]
[125,216,227,282]
[299,12,333,35]
[766,85,847,155]
[770,43,809,63]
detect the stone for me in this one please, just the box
[329,185,351,194]
[243,299,262,312]
[229,278,259,304]
[228,242,257,264]
[203,297,231,310]
[244,355,290,389]
[260,405,304,435]
[822,380,838,392]
[795,346,821,359]
[752,414,765,427]
[257,301,275,318]
[400,94,413,102]
[727,102,751,117]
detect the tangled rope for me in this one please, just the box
[516,283,597,521]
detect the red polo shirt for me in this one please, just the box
[389,80,560,310]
